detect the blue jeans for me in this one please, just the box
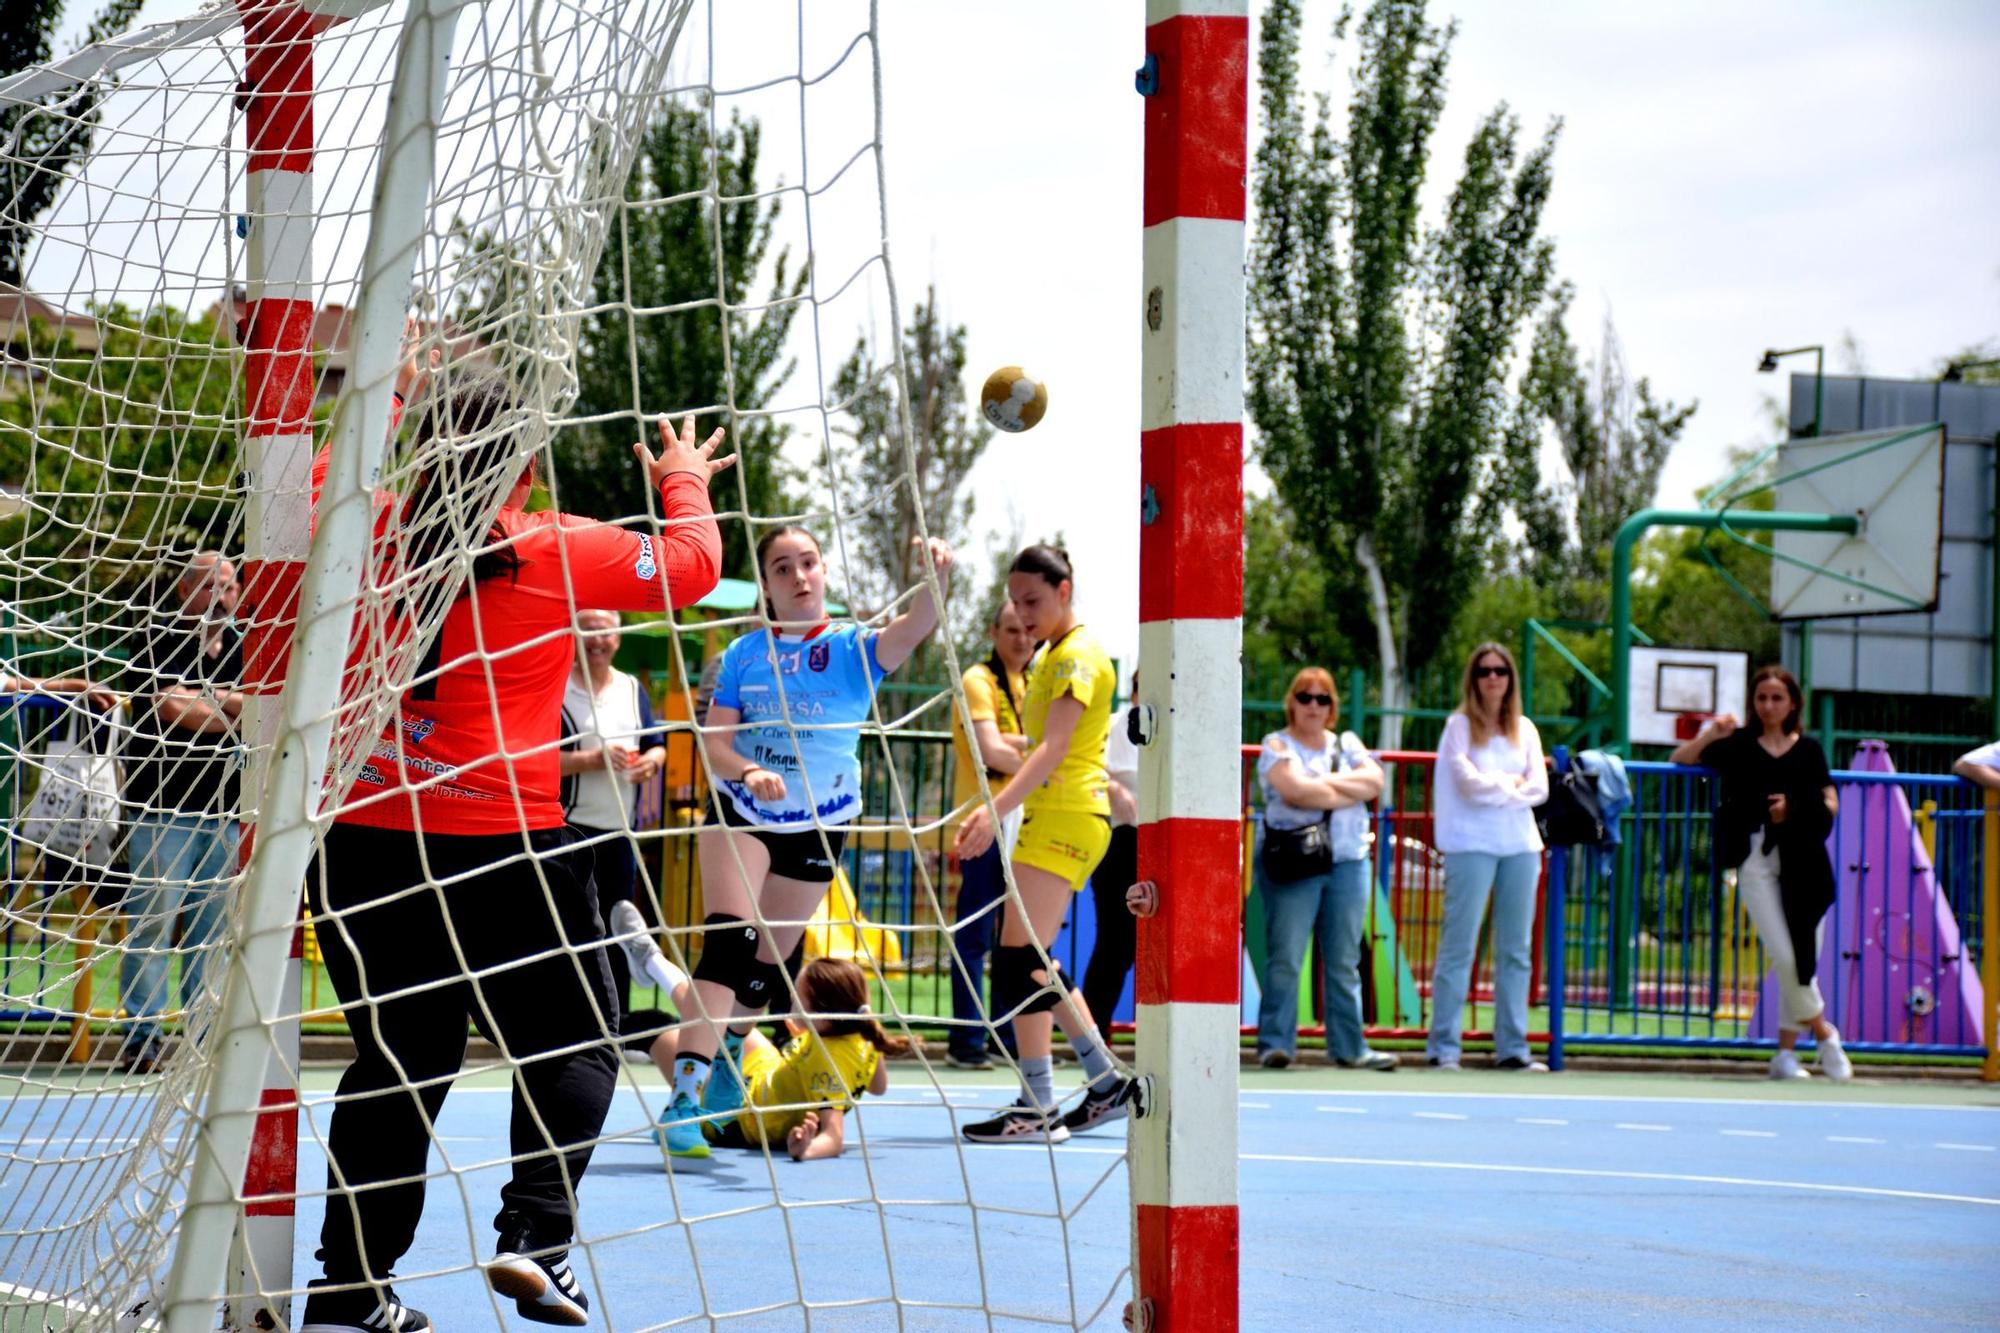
[1427,851,1540,1064]
[948,841,1015,1059]
[120,814,237,1052]
[1255,856,1372,1063]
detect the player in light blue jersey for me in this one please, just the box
[656,524,953,1157]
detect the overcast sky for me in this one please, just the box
[44,0,2000,670]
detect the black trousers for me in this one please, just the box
[1081,824,1139,1031]
[310,822,620,1283]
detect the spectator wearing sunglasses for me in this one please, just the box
[1427,641,1549,1072]
[1252,669,1393,1070]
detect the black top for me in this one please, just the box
[1697,728,1838,984]
[124,616,243,817]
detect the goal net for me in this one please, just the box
[0,0,1132,1329]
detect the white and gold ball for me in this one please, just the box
[979,366,1048,433]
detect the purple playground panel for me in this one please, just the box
[1752,741,1985,1048]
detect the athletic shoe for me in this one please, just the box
[1816,1029,1853,1083]
[703,1032,746,1118]
[1768,1049,1811,1080]
[1493,1056,1549,1073]
[1425,1055,1460,1071]
[946,1049,995,1071]
[1336,1051,1399,1072]
[297,1279,432,1332]
[654,1092,710,1159]
[608,899,662,976]
[487,1234,590,1327]
[1257,1049,1292,1070]
[117,1037,164,1076]
[1060,1076,1137,1134]
[961,1101,1070,1145]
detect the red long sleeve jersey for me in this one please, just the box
[312,453,722,835]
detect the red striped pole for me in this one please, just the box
[227,2,318,1325]
[1131,2,1246,1330]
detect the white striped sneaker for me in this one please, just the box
[297,1279,432,1332]
[488,1235,590,1327]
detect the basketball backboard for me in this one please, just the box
[1628,645,1748,746]
[1768,423,1945,620]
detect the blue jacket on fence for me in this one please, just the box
[1573,749,1632,877]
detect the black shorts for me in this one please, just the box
[707,795,847,884]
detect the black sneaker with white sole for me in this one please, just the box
[297,1278,432,1332]
[488,1234,590,1326]
[961,1101,1070,1145]
[1059,1076,1137,1134]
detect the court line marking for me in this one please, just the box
[1515,1117,1568,1126]
[1239,1102,1271,1110]
[1722,1129,1777,1138]
[1412,1112,1468,1121]
[1238,1152,2000,1207]
[1935,1143,1995,1152]
[1315,1107,1368,1115]
[1827,1136,1884,1145]
[1224,1088,2000,1113]
[1615,1123,1673,1132]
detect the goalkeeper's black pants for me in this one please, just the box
[309,822,620,1284]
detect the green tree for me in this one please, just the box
[1249,0,1560,747]
[1240,493,1351,690]
[828,288,993,663]
[565,99,805,577]
[0,0,145,287]
[1509,291,1697,618]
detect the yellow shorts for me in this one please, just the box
[715,1040,790,1146]
[1011,807,1112,892]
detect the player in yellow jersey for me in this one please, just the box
[953,545,1136,1144]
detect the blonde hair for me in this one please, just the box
[1457,642,1521,746]
[1282,666,1339,731]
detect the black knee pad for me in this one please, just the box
[693,914,763,1006]
[992,943,1061,1018]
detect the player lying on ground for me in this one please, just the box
[655,525,953,1159]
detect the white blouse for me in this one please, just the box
[1433,712,1548,857]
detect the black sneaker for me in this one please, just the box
[945,1049,995,1071]
[117,1038,165,1076]
[1059,1077,1137,1134]
[298,1279,432,1332]
[961,1101,1070,1145]
[487,1233,590,1326]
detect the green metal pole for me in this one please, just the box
[1521,622,1537,719]
[1610,508,1861,755]
[1819,690,1837,762]
[1799,620,1814,715]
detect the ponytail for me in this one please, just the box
[797,957,911,1055]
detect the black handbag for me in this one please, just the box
[1534,755,1605,848]
[1261,816,1334,883]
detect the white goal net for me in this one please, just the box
[0,0,1133,1329]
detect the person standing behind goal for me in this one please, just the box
[944,598,1034,1069]
[300,387,728,1333]
[953,544,1135,1143]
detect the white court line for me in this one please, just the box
[1413,1112,1468,1121]
[1722,1130,1777,1138]
[1827,1136,1884,1145]
[1936,1143,1995,1152]
[1228,1088,2000,1113]
[1516,1117,1568,1126]
[1616,1123,1673,1132]
[1238,1152,2000,1207]
[1240,1102,1271,1110]
[1316,1107,1368,1115]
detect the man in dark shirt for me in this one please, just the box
[119,551,245,1073]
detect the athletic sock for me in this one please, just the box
[1071,1027,1117,1092]
[672,1054,710,1105]
[1020,1055,1055,1114]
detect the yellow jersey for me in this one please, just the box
[1021,625,1114,817]
[949,657,1028,823]
[733,1028,881,1146]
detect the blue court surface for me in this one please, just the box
[1,1068,1996,1329]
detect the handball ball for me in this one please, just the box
[980,366,1048,433]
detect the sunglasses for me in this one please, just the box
[1293,692,1334,707]
[1473,665,1512,680]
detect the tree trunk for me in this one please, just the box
[1356,533,1404,752]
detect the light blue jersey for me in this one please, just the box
[711,623,887,828]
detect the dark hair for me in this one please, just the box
[1009,543,1072,590]
[797,957,909,1056]
[754,525,821,621]
[402,375,531,585]
[987,598,1014,630]
[1750,664,1803,737]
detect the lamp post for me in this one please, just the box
[1758,344,1824,438]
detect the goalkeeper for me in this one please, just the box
[300,378,730,1333]
[655,525,952,1158]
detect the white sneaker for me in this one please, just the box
[1768,1049,1811,1080]
[1815,1029,1853,1083]
[609,899,664,975]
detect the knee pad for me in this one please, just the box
[992,943,1061,1019]
[692,914,763,1006]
